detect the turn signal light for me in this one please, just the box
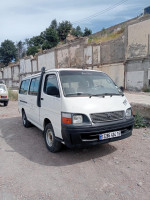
[62,117,72,124]
[62,113,72,124]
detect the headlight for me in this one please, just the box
[73,115,83,124]
[62,113,89,125]
[126,108,132,118]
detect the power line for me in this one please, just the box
[72,0,128,25]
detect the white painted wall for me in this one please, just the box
[38,51,55,70]
[57,48,69,68]
[13,66,19,81]
[7,67,11,79]
[126,71,144,90]
[93,45,101,64]
[84,46,92,65]
[127,19,150,58]
[32,60,38,72]
[0,71,2,79]
[25,59,32,73]
[20,59,25,74]
[3,67,8,79]
[99,63,124,87]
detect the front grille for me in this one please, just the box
[90,111,125,123]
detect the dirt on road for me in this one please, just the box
[0,101,150,200]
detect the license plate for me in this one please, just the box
[99,131,121,140]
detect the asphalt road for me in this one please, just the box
[0,101,150,200]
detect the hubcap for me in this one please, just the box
[46,129,53,147]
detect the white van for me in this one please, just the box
[18,68,134,152]
[0,83,9,106]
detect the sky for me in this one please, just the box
[0,0,150,44]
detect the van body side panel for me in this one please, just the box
[27,95,40,125]
[40,73,62,138]
[40,95,62,138]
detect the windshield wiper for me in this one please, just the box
[65,92,91,97]
[89,93,124,98]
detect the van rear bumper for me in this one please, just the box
[0,98,9,103]
[61,117,134,148]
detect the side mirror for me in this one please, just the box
[120,86,124,92]
[47,86,60,97]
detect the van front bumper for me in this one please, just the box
[61,117,134,148]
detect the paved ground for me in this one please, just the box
[124,91,150,106]
[0,101,150,200]
[124,91,150,119]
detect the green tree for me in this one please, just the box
[41,27,59,50]
[29,36,44,47]
[50,19,58,30]
[71,26,83,37]
[57,21,72,40]
[0,40,17,66]
[83,27,92,36]
[26,46,39,56]
[16,41,26,60]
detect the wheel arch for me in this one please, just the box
[43,118,52,129]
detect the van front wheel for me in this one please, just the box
[44,123,62,153]
[22,110,31,128]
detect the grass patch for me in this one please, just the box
[8,90,18,101]
[88,28,124,44]
[134,112,147,129]
[143,87,150,92]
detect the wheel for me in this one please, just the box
[4,101,8,106]
[22,110,31,128]
[44,123,62,153]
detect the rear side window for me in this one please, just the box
[29,77,40,96]
[19,79,30,95]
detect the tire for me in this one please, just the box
[4,101,8,106]
[44,123,62,153]
[22,110,31,128]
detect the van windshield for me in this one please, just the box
[59,71,123,97]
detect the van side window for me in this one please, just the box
[44,74,60,97]
[19,79,30,95]
[29,77,40,96]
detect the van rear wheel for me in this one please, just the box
[4,101,8,106]
[22,110,31,128]
[44,123,62,153]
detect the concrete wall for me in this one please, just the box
[127,19,150,58]
[0,16,150,91]
[125,18,150,90]
[38,51,55,70]
[99,63,124,87]
[0,64,20,89]
[101,36,125,64]
[0,36,128,89]
[125,59,150,90]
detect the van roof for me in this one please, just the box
[21,68,102,80]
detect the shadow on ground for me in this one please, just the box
[0,117,117,166]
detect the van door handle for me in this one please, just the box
[41,98,44,100]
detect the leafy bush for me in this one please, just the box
[134,112,146,128]
[8,90,18,101]
[143,87,150,92]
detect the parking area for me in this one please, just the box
[0,101,150,200]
